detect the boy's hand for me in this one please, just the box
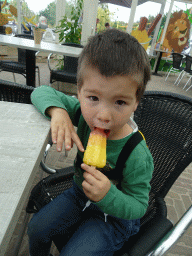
[81,163,111,202]
[47,107,84,153]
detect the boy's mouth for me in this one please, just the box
[94,127,110,138]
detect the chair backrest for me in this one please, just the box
[172,52,183,69]
[134,91,192,199]
[184,55,192,73]
[0,79,34,104]
[62,42,84,73]
[15,34,34,64]
[134,91,192,226]
[21,23,32,34]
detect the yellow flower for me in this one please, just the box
[0,13,8,26]
[9,5,18,18]
[131,29,150,50]
[5,27,12,34]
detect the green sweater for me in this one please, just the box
[31,85,154,220]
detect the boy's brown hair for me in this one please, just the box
[77,28,151,101]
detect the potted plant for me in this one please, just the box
[33,26,44,44]
[55,0,83,44]
[52,0,83,70]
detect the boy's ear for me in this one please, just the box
[77,88,80,100]
[133,101,139,112]
[77,84,81,100]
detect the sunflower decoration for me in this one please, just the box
[0,0,17,34]
[5,26,12,34]
[9,5,17,18]
[0,12,9,26]
[131,14,162,51]
[22,15,36,31]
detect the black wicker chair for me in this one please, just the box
[165,53,185,84]
[48,42,84,85]
[0,79,34,103]
[26,91,192,255]
[175,54,192,92]
[0,34,40,87]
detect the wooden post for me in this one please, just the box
[81,0,98,46]
[17,0,21,34]
[160,0,174,45]
[149,0,166,56]
[126,0,138,34]
[56,0,66,43]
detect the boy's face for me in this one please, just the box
[78,67,139,140]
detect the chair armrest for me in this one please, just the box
[26,166,75,213]
[35,51,40,56]
[40,124,76,175]
[126,216,173,256]
[40,136,57,174]
[40,136,69,174]
[147,205,192,256]
[114,197,172,256]
[47,53,53,71]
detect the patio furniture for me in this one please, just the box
[0,34,40,87]
[0,87,50,255]
[165,53,185,84]
[0,35,83,87]
[176,54,192,92]
[0,79,34,103]
[26,91,192,255]
[21,23,33,35]
[48,42,84,85]
[160,54,173,72]
[152,49,172,76]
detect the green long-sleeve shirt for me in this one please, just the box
[31,85,154,220]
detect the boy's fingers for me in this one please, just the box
[71,139,74,149]
[51,124,58,144]
[56,128,65,151]
[51,130,57,144]
[72,132,84,152]
[81,164,102,180]
[64,128,72,151]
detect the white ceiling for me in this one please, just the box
[99,0,192,8]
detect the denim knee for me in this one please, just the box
[27,215,37,237]
[27,214,47,242]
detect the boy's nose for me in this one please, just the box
[98,117,110,123]
[97,108,111,124]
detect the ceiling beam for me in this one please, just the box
[99,0,192,8]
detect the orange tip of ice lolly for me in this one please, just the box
[83,128,109,168]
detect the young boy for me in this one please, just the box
[28,28,153,256]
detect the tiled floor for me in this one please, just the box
[1,59,192,256]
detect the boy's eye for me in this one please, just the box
[89,96,98,101]
[116,100,126,106]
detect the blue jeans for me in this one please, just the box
[27,181,140,256]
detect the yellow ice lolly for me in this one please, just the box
[83,128,107,168]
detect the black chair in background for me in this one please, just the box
[0,79,34,103]
[48,42,84,86]
[26,91,192,256]
[175,54,192,92]
[0,34,40,86]
[165,53,185,84]
[21,23,33,35]
[160,54,173,72]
